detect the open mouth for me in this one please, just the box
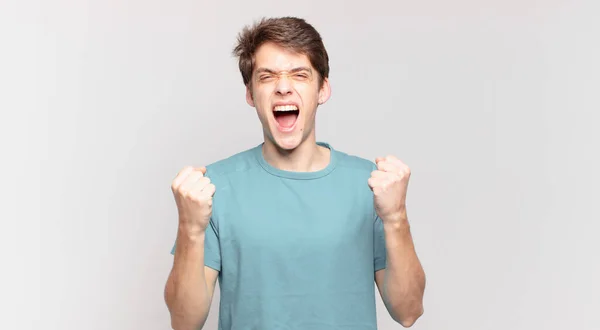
[273,104,299,130]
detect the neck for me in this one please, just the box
[261,135,330,172]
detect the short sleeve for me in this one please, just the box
[170,219,222,272]
[371,162,387,271]
[373,215,387,271]
[203,219,222,271]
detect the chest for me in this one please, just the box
[214,179,376,253]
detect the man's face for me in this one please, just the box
[246,42,330,151]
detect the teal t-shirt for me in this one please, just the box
[171,142,387,330]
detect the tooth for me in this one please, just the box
[274,105,298,111]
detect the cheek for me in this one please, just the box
[296,85,320,105]
[252,91,272,111]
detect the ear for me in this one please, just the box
[317,78,331,105]
[245,85,255,107]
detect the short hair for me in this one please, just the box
[232,17,330,88]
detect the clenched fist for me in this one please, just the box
[368,155,411,224]
[171,166,216,236]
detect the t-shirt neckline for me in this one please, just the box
[254,141,338,180]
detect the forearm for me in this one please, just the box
[165,230,211,330]
[381,216,426,327]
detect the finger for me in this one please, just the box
[377,155,399,163]
[179,172,206,192]
[387,157,407,169]
[197,166,207,175]
[199,183,216,199]
[367,177,376,190]
[172,166,195,190]
[376,160,400,173]
[368,177,385,190]
[189,176,212,192]
[378,155,408,168]
[370,170,388,179]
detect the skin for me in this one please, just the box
[165,166,218,330]
[245,41,332,173]
[164,41,425,329]
[370,156,427,327]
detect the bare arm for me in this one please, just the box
[165,166,219,330]
[368,155,425,328]
[375,216,426,328]
[165,231,219,330]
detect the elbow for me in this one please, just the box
[169,314,207,330]
[170,320,203,330]
[399,314,421,328]
[166,304,207,330]
[164,280,207,330]
[394,305,424,328]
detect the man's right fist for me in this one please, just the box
[171,166,216,235]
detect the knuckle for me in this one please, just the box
[192,192,206,202]
[179,166,193,176]
[181,189,193,199]
[188,192,199,201]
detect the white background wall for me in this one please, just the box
[1,0,598,329]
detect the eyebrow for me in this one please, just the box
[255,67,313,74]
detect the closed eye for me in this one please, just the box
[259,75,275,81]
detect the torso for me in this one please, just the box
[201,142,386,330]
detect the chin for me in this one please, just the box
[270,134,303,151]
[265,123,311,151]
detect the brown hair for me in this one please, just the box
[232,17,330,88]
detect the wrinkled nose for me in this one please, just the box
[275,75,293,96]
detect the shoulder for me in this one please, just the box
[204,144,261,184]
[333,148,377,175]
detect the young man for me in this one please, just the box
[164,17,426,330]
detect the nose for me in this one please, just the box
[275,75,293,96]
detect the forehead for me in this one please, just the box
[253,42,312,72]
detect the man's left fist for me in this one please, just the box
[368,155,411,223]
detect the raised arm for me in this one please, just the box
[164,166,219,330]
[369,156,426,327]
